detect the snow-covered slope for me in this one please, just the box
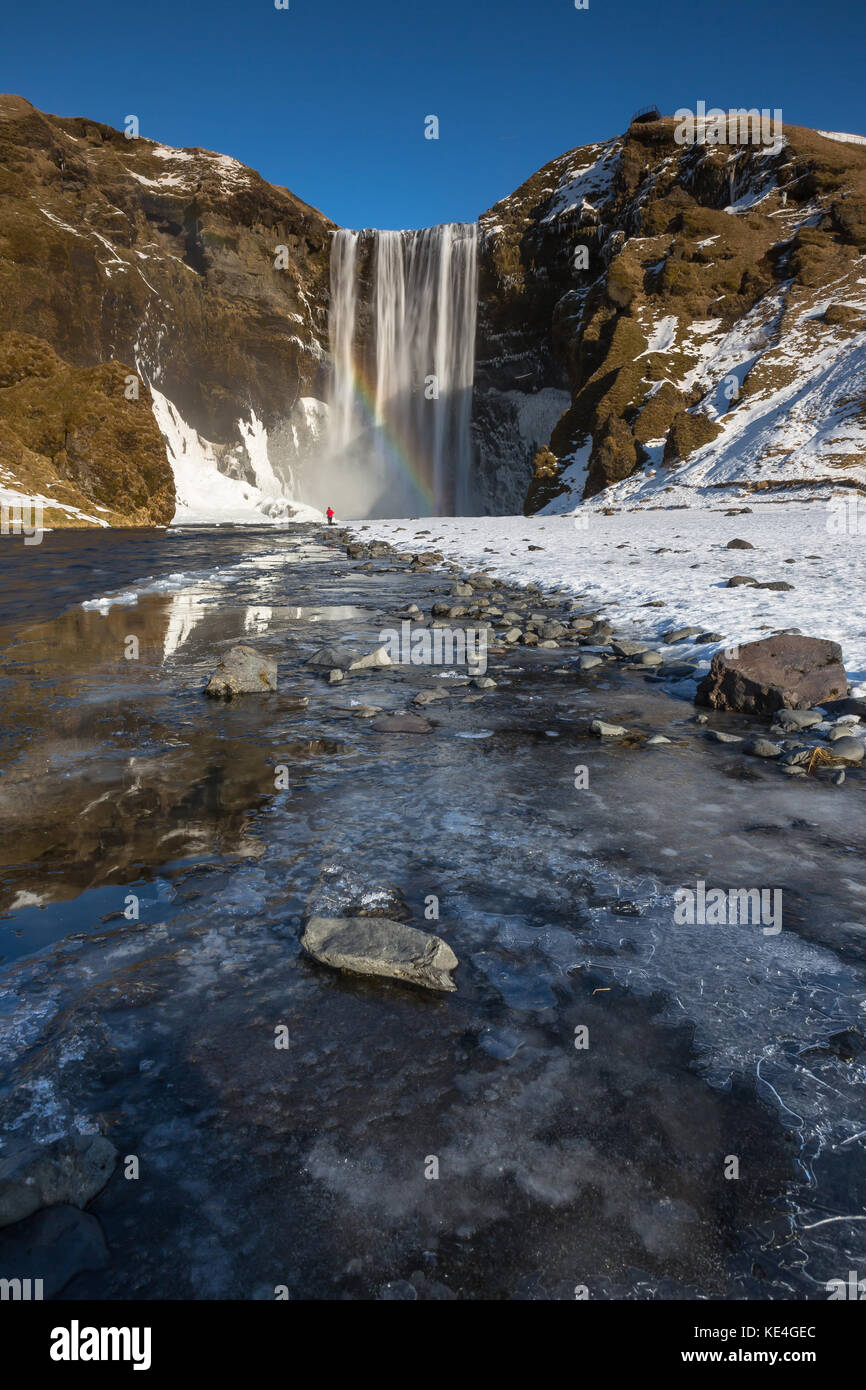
[480,117,866,514]
[150,390,322,525]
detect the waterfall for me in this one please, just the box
[326,223,478,516]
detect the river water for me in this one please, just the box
[0,523,864,1300]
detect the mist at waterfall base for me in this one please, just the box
[315,224,479,519]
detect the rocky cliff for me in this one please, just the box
[0,94,333,525]
[476,117,866,513]
[3,94,865,526]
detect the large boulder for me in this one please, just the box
[0,1134,118,1229]
[696,635,848,714]
[301,916,458,992]
[204,645,278,698]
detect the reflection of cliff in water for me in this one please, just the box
[0,592,349,914]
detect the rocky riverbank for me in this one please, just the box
[334,522,865,791]
[1,521,865,1300]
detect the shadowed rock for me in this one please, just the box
[696,635,847,714]
[0,1204,110,1296]
[301,916,458,991]
[829,736,866,763]
[204,645,277,698]
[0,1134,118,1229]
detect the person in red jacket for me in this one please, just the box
[326,506,335,525]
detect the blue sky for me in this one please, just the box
[4,0,864,228]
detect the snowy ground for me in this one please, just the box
[351,499,866,695]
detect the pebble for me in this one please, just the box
[611,639,648,658]
[744,737,783,759]
[591,719,628,738]
[776,709,823,730]
[413,689,449,706]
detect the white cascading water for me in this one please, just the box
[326,223,478,516]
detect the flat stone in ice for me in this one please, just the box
[301,916,458,992]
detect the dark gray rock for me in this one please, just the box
[301,916,458,992]
[413,688,449,706]
[307,645,392,672]
[0,1204,110,1298]
[776,708,824,731]
[726,538,755,549]
[744,737,783,758]
[0,1135,118,1229]
[821,697,866,720]
[829,736,865,763]
[611,638,648,658]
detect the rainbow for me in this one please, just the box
[343,359,438,512]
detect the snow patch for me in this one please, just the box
[149,388,321,526]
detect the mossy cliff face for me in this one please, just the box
[0,94,333,524]
[477,118,866,512]
[0,331,174,526]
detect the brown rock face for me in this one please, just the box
[696,635,848,714]
[0,94,333,523]
[0,330,174,525]
[663,409,722,466]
